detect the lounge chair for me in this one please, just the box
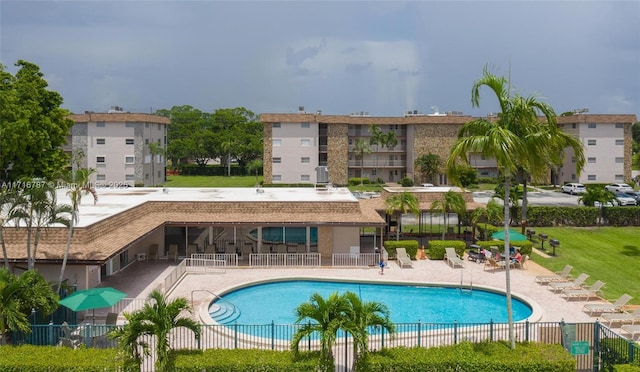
[484,257,511,271]
[535,264,573,284]
[548,273,589,292]
[59,321,82,348]
[147,244,159,260]
[583,294,633,316]
[105,312,118,325]
[395,248,413,268]
[561,280,605,301]
[601,307,640,326]
[445,247,464,268]
[621,324,640,339]
[167,244,179,261]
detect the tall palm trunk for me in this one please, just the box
[503,171,515,349]
[0,229,8,269]
[57,221,75,293]
[520,171,528,235]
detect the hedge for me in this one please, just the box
[383,240,419,260]
[471,240,533,256]
[0,345,120,371]
[173,349,321,371]
[427,240,466,260]
[361,342,575,372]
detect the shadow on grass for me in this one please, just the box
[621,245,640,257]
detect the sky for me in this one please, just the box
[1,1,639,118]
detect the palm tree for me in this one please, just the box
[148,142,165,186]
[246,158,263,187]
[368,124,384,183]
[471,198,502,241]
[0,187,18,269]
[430,190,467,240]
[415,153,442,185]
[578,186,617,224]
[384,191,419,241]
[353,138,371,184]
[381,131,398,175]
[341,291,395,367]
[446,67,537,349]
[109,289,201,372]
[291,291,349,367]
[56,167,97,293]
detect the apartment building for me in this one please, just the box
[260,109,637,186]
[67,107,170,187]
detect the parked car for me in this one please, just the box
[594,200,618,208]
[561,183,586,195]
[421,183,434,187]
[615,192,637,206]
[604,183,634,193]
[622,191,640,203]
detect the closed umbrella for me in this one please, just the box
[59,287,126,324]
[491,229,528,242]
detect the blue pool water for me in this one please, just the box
[209,279,532,325]
[248,227,318,244]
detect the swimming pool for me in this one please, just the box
[248,227,318,245]
[209,279,533,326]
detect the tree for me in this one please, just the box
[430,190,467,240]
[446,67,539,349]
[0,268,59,344]
[471,198,502,241]
[384,191,420,241]
[109,289,201,372]
[578,186,617,224]
[415,153,441,185]
[291,291,349,370]
[368,124,384,183]
[341,291,395,368]
[0,187,18,269]
[353,138,371,184]
[246,159,263,186]
[381,130,398,171]
[0,61,73,182]
[56,164,97,293]
[148,142,165,186]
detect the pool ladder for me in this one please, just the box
[460,271,473,292]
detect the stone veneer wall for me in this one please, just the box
[624,123,632,180]
[412,124,460,182]
[71,123,88,169]
[263,124,273,183]
[327,123,348,185]
[134,123,144,185]
[317,225,333,260]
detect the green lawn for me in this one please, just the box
[163,175,261,187]
[528,227,640,305]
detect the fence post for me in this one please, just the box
[454,321,458,345]
[271,321,275,350]
[234,323,238,349]
[417,321,421,348]
[592,320,600,372]
[48,321,54,346]
[489,320,494,341]
[85,322,91,347]
[525,320,530,341]
[629,340,635,364]
[344,330,348,372]
[307,321,311,351]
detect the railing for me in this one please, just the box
[332,253,380,267]
[347,160,406,167]
[191,253,238,267]
[249,253,321,267]
[164,260,187,293]
[110,297,146,314]
[185,258,227,274]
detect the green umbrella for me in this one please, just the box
[59,287,126,323]
[491,229,528,241]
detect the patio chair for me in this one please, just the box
[287,243,297,253]
[601,307,640,326]
[514,254,528,269]
[548,273,590,292]
[186,244,197,258]
[583,294,633,316]
[205,243,216,255]
[395,248,413,268]
[59,321,82,349]
[484,257,513,272]
[445,247,464,268]
[167,244,179,261]
[147,244,159,261]
[561,280,605,301]
[621,324,640,339]
[535,264,573,284]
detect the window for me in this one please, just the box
[125,138,134,145]
[145,138,149,145]
[615,157,624,163]
[96,156,106,164]
[572,123,576,129]
[96,174,106,181]
[157,170,161,178]
[125,156,135,164]
[587,157,596,163]
[273,139,281,146]
[96,138,105,145]
[587,139,596,146]
[145,123,149,128]
[615,123,623,129]
[96,121,105,128]
[125,174,135,181]
[301,157,310,163]
[157,138,161,144]
[272,175,282,181]
[571,157,576,163]
[301,122,310,128]
[615,139,624,145]
[272,157,281,163]
[301,139,310,146]
[157,124,161,130]
[615,174,624,181]
[301,175,310,181]
[273,123,281,128]
[145,173,149,180]
[588,123,596,128]
[587,175,596,181]
[125,122,135,128]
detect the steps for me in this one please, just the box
[209,302,241,324]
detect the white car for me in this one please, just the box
[615,192,637,206]
[605,183,634,193]
[561,183,586,195]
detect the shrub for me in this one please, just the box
[0,345,119,371]
[399,177,413,187]
[383,240,419,259]
[427,240,466,259]
[348,177,370,186]
[173,349,320,371]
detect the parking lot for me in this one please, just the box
[472,189,581,207]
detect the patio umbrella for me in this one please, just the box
[59,287,127,324]
[491,229,528,242]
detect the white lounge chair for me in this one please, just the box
[548,273,589,292]
[395,248,413,268]
[621,324,640,339]
[561,280,605,301]
[535,264,573,284]
[445,247,464,268]
[583,294,633,316]
[601,307,640,326]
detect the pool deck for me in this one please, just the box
[99,254,630,330]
